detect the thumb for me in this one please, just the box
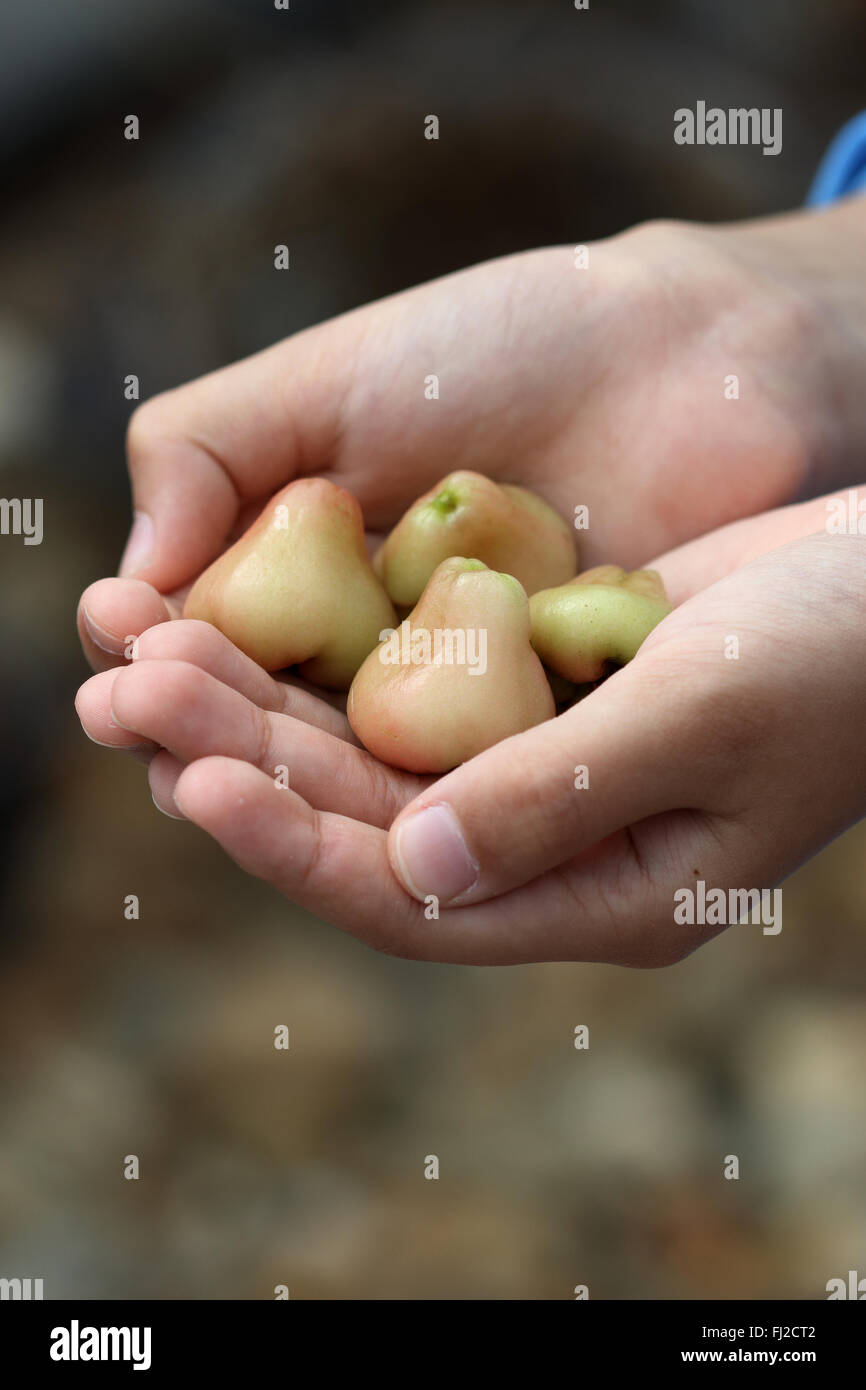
[387,662,706,907]
[118,325,355,593]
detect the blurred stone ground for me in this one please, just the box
[0,0,864,1298]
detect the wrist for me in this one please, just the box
[721,200,866,499]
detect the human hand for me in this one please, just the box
[77,200,866,675]
[76,526,866,965]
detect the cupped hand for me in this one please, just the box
[76,525,866,965]
[78,203,864,674]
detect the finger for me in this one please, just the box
[75,669,160,757]
[117,252,569,595]
[652,492,836,605]
[171,756,584,962]
[78,578,173,673]
[148,750,187,819]
[110,660,426,826]
[119,317,363,591]
[135,619,352,741]
[386,655,724,907]
[172,758,738,965]
[175,758,423,955]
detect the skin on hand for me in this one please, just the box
[78,201,866,673]
[77,528,866,965]
[75,202,866,964]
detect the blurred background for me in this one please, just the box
[1,0,865,1300]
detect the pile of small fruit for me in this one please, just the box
[184,471,672,772]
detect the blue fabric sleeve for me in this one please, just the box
[807,111,866,205]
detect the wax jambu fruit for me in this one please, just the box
[529,566,672,683]
[348,557,555,772]
[184,478,396,688]
[373,470,577,609]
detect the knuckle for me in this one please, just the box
[137,618,212,663]
[361,922,424,962]
[125,393,174,462]
[293,807,326,895]
[250,703,276,774]
[360,753,406,827]
[627,930,696,970]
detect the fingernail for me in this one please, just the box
[393,804,478,905]
[119,511,154,577]
[82,606,125,655]
[108,704,135,733]
[81,728,152,757]
[83,730,135,748]
[152,791,186,821]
